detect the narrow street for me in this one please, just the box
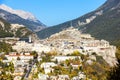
[24,59,36,80]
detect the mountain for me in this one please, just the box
[37,0,120,46]
[0,18,36,38]
[0,4,46,32]
[82,0,120,45]
[0,4,38,22]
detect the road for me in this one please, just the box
[24,59,36,80]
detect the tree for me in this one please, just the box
[0,61,14,80]
[71,50,81,56]
[55,59,58,64]
[0,42,13,53]
[107,47,120,80]
[29,59,33,64]
[107,59,120,80]
[65,60,70,66]
[8,62,14,73]
[24,68,28,73]
[17,57,21,60]
[3,56,8,60]
[69,65,73,74]
[31,51,38,59]
[33,72,38,79]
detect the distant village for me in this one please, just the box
[0,27,117,80]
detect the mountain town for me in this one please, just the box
[0,27,117,80]
[0,0,120,80]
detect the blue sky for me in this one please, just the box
[0,0,106,26]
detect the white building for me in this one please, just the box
[5,52,33,62]
[12,41,33,52]
[41,62,57,74]
[14,76,22,80]
[52,56,81,63]
[58,75,70,80]
[32,43,51,53]
[12,41,51,53]
[38,73,49,80]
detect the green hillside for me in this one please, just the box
[0,18,14,38]
[83,8,120,46]
[0,18,33,38]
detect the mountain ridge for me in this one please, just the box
[0,4,38,22]
[0,4,46,32]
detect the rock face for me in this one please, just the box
[0,4,46,32]
[0,4,37,22]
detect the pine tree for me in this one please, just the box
[107,59,120,80]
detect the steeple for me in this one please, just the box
[29,35,32,43]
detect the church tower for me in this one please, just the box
[29,35,32,43]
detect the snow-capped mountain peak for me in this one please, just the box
[0,4,38,22]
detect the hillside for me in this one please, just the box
[0,18,35,38]
[48,27,81,40]
[37,11,96,39]
[0,18,14,38]
[37,0,120,46]
[83,7,120,45]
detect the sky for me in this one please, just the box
[0,0,106,26]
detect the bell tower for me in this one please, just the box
[29,35,32,43]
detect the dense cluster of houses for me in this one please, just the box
[2,52,34,80]
[0,27,117,80]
